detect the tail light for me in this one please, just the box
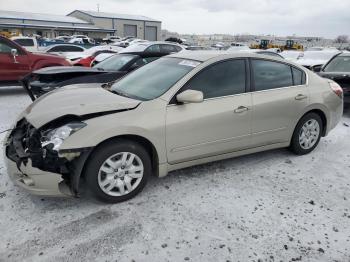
[328,80,343,98]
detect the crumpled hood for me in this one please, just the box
[33,66,102,75]
[21,84,141,128]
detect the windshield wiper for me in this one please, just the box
[96,67,105,71]
[110,89,131,98]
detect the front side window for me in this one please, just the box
[111,58,198,100]
[252,59,293,91]
[0,39,14,53]
[183,59,246,99]
[323,56,350,72]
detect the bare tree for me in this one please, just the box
[335,35,349,43]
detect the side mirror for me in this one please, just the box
[176,89,203,104]
[11,49,18,63]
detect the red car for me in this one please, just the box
[72,50,118,67]
[0,36,71,86]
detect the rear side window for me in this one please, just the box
[292,67,306,85]
[160,44,177,53]
[146,44,160,52]
[13,38,34,47]
[252,59,293,91]
[183,59,246,99]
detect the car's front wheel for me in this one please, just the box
[290,112,323,155]
[85,140,151,203]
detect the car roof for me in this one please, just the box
[120,51,172,57]
[168,50,285,62]
[45,44,85,50]
[338,52,350,57]
[137,41,183,47]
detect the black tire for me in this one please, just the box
[85,139,151,203]
[289,112,323,155]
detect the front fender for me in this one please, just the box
[59,101,167,164]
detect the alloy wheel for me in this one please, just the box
[298,119,320,150]
[97,152,144,196]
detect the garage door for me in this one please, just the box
[124,25,137,37]
[145,26,157,41]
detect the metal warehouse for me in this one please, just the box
[0,9,161,40]
[68,10,161,41]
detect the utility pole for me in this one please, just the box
[97,3,100,12]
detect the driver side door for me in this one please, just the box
[166,59,252,164]
[0,38,30,82]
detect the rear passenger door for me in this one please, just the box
[250,59,308,147]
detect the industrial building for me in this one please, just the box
[68,10,161,41]
[0,9,161,40]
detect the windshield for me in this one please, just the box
[111,57,200,100]
[323,56,350,72]
[94,54,137,71]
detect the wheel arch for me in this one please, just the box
[80,134,160,179]
[292,107,328,139]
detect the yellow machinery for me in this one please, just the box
[282,40,304,51]
[250,39,280,50]
[0,30,20,38]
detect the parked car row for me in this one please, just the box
[22,50,176,99]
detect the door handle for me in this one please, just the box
[234,106,249,113]
[295,94,307,100]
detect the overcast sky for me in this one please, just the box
[2,0,349,38]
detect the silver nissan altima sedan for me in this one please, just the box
[4,51,343,203]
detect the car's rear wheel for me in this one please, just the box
[290,112,323,155]
[85,140,151,203]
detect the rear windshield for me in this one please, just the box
[13,38,34,47]
[94,54,137,71]
[323,56,350,72]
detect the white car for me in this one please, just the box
[64,45,123,62]
[281,50,304,62]
[227,45,250,51]
[295,50,341,70]
[55,36,72,42]
[119,41,184,54]
[69,37,95,45]
[11,36,39,52]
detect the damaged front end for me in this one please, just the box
[5,118,91,197]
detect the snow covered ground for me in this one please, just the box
[0,86,350,262]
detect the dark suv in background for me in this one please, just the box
[318,52,350,104]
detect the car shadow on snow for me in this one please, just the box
[343,104,350,119]
[19,147,292,209]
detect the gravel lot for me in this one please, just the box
[0,86,350,262]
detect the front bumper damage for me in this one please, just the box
[4,119,91,197]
